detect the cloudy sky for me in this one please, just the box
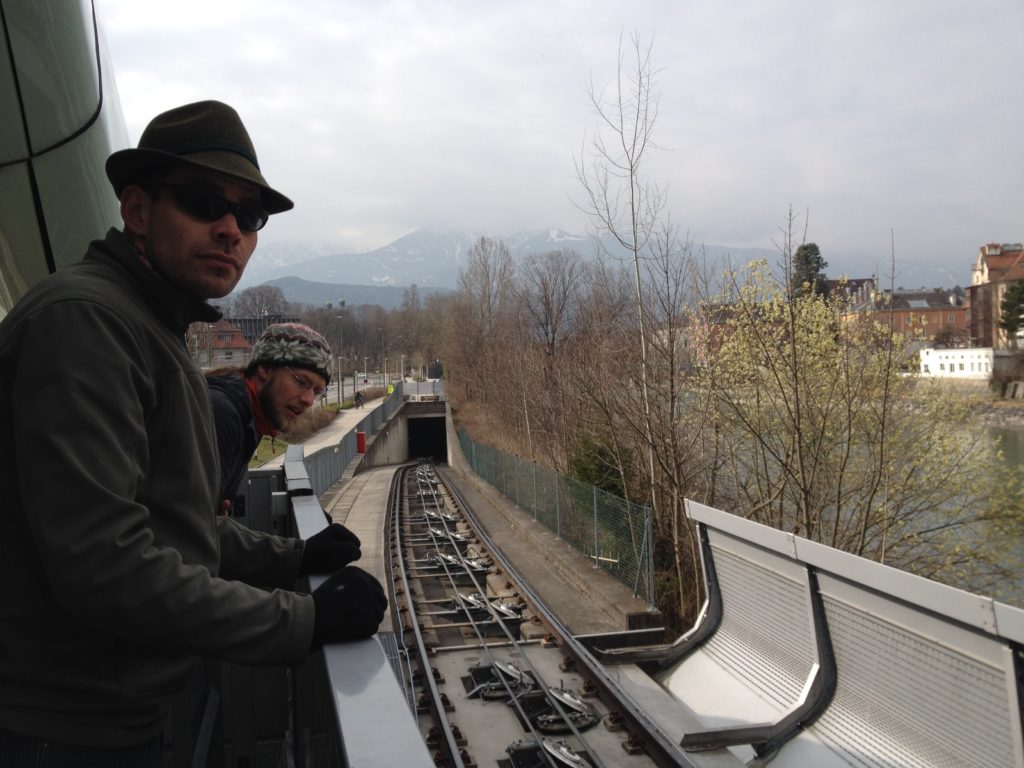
[95,0,1022,285]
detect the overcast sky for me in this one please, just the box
[95,0,1022,285]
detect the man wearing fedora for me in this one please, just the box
[0,101,386,766]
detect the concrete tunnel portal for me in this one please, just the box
[407,406,448,464]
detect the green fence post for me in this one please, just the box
[593,486,599,570]
[532,463,538,520]
[646,504,655,609]
[555,471,561,539]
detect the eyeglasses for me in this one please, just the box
[157,182,269,232]
[284,366,326,397]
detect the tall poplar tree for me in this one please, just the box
[792,242,828,297]
[999,279,1024,348]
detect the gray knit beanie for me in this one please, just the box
[250,323,332,382]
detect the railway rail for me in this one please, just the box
[385,461,695,768]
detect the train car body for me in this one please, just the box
[0,0,127,318]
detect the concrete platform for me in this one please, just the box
[322,465,398,634]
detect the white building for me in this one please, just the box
[919,347,993,379]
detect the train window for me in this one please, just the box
[0,25,28,164]
[0,0,125,301]
[35,122,121,271]
[0,164,47,315]
[5,1,101,153]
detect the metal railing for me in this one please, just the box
[303,384,405,496]
[457,428,655,605]
[205,385,431,768]
[211,449,432,768]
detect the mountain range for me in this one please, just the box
[237,230,609,291]
[235,229,969,310]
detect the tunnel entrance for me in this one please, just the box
[407,407,447,464]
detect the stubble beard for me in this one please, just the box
[259,382,287,433]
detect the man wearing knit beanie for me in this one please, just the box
[206,321,367,644]
[208,322,332,508]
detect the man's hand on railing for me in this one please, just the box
[310,565,388,648]
[300,523,362,575]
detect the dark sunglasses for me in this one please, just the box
[157,182,269,232]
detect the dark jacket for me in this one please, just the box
[0,229,314,748]
[208,372,257,506]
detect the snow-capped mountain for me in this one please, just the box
[236,229,966,300]
[237,229,601,291]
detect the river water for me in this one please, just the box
[989,424,1024,468]
[984,424,1024,607]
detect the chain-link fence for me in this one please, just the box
[458,428,655,605]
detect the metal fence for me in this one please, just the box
[457,428,655,605]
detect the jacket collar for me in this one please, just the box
[88,228,222,334]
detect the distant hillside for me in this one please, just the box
[238,229,600,291]
[262,276,451,310]
[239,229,782,292]
[237,228,970,295]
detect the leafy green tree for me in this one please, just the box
[792,242,828,297]
[699,258,1021,593]
[999,279,1024,348]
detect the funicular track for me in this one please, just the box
[386,462,690,768]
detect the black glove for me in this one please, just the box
[299,524,362,576]
[310,566,388,649]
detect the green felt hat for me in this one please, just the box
[106,100,293,214]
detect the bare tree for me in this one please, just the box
[519,250,581,361]
[444,237,516,408]
[515,249,583,467]
[230,285,288,318]
[571,32,715,621]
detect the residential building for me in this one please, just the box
[225,314,301,345]
[919,347,993,379]
[968,242,1024,349]
[187,319,251,369]
[823,276,875,303]
[842,282,968,344]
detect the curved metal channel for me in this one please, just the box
[436,466,702,768]
[679,566,838,756]
[389,464,466,768]
[585,523,722,668]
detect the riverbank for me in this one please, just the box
[974,399,1024,428]
[909,378,1024,428]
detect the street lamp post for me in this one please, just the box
[336,356,343,406]
[335,299,346,405]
